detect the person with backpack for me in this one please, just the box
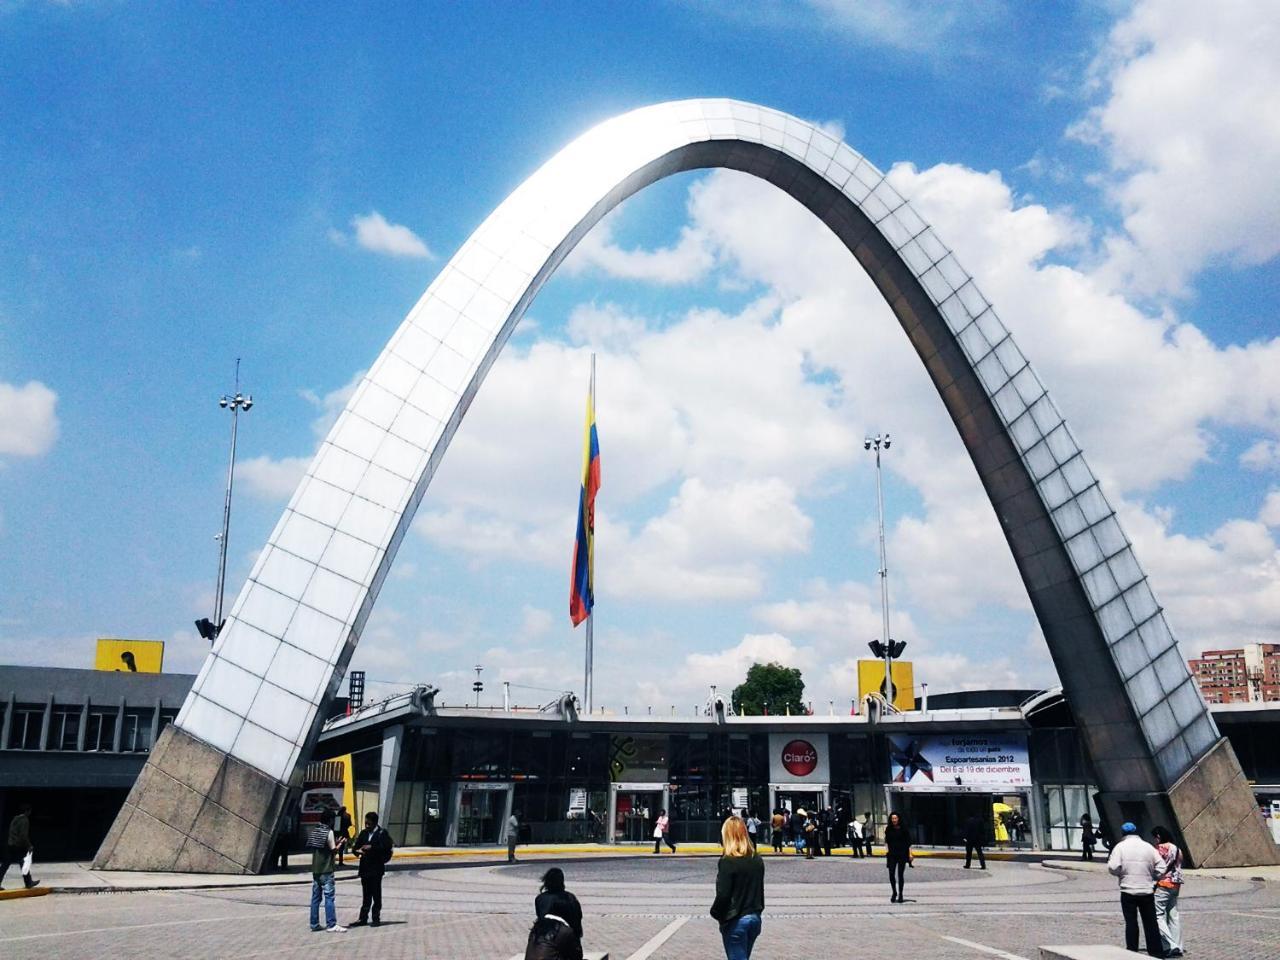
[525,867,584,960]
[848,815,864,858]
[308,809,346,933]
[801,810,818,860]
[349,811,394,928]
[1152,826,1185,957]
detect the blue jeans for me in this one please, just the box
[720,913,762,960]
[310,872,336,929]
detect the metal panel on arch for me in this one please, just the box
[96,99,1277,873]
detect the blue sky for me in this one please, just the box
[2,1,1278,712]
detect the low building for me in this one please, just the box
[315,687,1150,853]
[0,665,194,860]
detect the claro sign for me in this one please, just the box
[768,732,829,783]
[781,739,818,777]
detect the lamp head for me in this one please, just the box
[219,397,229,408]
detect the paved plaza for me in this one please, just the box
[1,855,1277,959]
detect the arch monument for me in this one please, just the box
[95,99,1277,872]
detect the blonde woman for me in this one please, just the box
[709,816,765,960]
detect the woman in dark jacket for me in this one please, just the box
[525,867,583,960]
[883,812,912,903]
[710,816,765,959]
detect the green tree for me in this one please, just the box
[732,661,806,716]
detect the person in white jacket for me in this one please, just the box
[1107,822,1167,957]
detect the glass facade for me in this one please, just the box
[384,723,900,847]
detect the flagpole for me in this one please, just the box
[584,353,596,715]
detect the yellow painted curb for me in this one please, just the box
[0,886,51,901]
[387,845,1026,862]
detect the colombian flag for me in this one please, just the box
[570,368,600,627]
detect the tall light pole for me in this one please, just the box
[200,360,252,644]
[865,432,893,703]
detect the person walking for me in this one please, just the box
[349,811,393,928]
[336,806,353,867]
[525,867,584,960]
[819,808,834,857]
[861,811,875,857]
[800,810,817,859]
[745,811,760,849]
[308,809,347,933]
[1152,826,1184,957]
[710,816,765,960]
[652,809,676,854]
[1106,821,1165,957]
[962,812,987,869]
[848,814,864,858]
[884,812,912,903]
[770,810,785,853]
[1081,814,1097,862]
[508,809,521,863]
[787,808,805,855]
[0,803,39,890]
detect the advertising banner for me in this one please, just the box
[768,732,830,784]
[856,660,914,710]
[94,638,164,673]
[889,733,1030,788]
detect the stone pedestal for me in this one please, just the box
[94,725,289,874]
[1097,737,1279,868]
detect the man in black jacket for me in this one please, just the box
[349,812,394,927]
[963,812,987,869]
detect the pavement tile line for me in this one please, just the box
[938,935,1033,960]
[0,908,296,943]
[624,915,689,960]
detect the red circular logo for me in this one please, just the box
[781,739,818,777]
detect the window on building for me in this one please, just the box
[120,709,154,752]
[49,706,82,750]
[156,709,178,738]
[6,705,44,749]
[85,709,118,751]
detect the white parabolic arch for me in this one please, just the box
[180,98,1218,802]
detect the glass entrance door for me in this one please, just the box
[774,789,824,815]
[457,786,508,845]
[613,790,664,843]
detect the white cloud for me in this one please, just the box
[238,454,310,501]
[0,379,59,457]
[235,372,363,502]
[565,211,714,284]
[1241,439,1280,472]
[1075,0,1280,294]
[1260,490,1280,528]
[337,211,433,259]
[1119,497,1280,652]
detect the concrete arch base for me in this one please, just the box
[93,725,291,874]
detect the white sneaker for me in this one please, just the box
[326,925,348,933]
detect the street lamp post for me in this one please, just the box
[200,360,253,644]
[864,433,893,703]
